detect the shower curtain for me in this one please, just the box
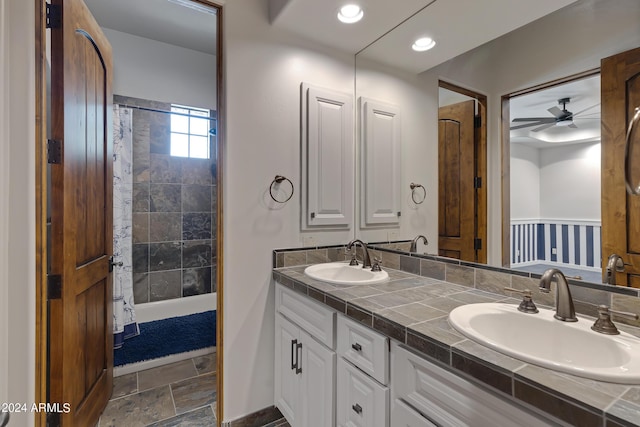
[113,105,139,349]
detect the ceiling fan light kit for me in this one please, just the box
[511,97,599,133]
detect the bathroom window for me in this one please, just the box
[170,104,212,159]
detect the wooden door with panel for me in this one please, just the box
[49,0,114,424]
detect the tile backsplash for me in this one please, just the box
[273,242,640,327]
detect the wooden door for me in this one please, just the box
[49,0,114,424]
[602,47,640,287]
[438,100,476,261]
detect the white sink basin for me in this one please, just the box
[448,303,640,384]
[304,262,389,285]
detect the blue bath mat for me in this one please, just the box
[114,310,216,367]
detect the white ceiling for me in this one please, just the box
[356,0,577,74]
[510,74,601,148]
[84,0,218,55]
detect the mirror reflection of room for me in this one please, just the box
[509,74,602,283]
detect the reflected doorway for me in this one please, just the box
[438,82,487,264]
[505,72,602,283]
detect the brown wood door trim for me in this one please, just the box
[34,1,224,424]
[35,1,48,426]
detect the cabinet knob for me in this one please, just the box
[352,403,363,414]
[351,343,362,352]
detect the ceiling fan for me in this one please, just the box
[510,97,599,132]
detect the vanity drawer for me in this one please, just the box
[391,399,437,427]
[337,358,389,427]
[276,283,336,349]
[391,342,549,427]
[337,314,389,385]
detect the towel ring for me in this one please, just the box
[270,175,294,203]
[625,107,640,195]
[410,183,426,204]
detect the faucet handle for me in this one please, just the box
[504,287,539,314]
[591,305,639,335]
[344,247,359,265]
[371,257,383,272]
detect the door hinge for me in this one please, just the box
[474,176,482,189]
[46,4,62,29]
[46,411,61,427]
[47,275,62,300]
[474,116,482,128]
[474,238,482,251]
[47,139,62,164]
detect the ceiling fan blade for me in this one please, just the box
[511,117,556,123]
[531,122,556,132]
[510,122,548,130]
[548,106,563,117]
[571,103,600,117]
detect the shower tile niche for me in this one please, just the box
[117,95,217,304]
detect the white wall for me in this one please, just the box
[103,28,217,109]
[539,142,601,221]
[422,0,640,265]
[223,0,354,421]
[2,0,36,425]
[510,144,540,220]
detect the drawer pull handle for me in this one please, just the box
[295,341,302,374]
[352,403,363,415]
[351,343,362,352]
[291,339,298,370]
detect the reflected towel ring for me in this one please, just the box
[270,175,294,203]
[410,183,426,204]
[625,107,640,195]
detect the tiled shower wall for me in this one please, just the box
[114,95,217,304]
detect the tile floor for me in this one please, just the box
[99,352,289,427]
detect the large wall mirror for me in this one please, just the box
[354,0,640,286]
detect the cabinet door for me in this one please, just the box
[391,399,437,427]
[360,97,401,226]
[299,329,336,427]
[301,83,354,229]
[275,314,301,426]
[337,358,388,427]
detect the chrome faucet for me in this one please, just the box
[538,268,577,322]
[410,235,428,253]
[604,254,625,285]
[346,239,372,268]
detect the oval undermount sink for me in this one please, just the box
[449,303,640,384]
[304,262,389,285]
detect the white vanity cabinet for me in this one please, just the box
[390,341,550,427]
[274,284,337,427]
[336,314,390,427]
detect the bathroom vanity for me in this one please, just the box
[273,264,640,427]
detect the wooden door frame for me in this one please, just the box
[34,0,225,425]
[438,80,488,264]
[500,68,600,267]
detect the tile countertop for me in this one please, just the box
[272,265,640,427]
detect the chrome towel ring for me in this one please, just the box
[410,182,426,204]
[625,107,640,195]
[270,175,294,203]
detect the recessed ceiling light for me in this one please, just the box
[338,4,364,24]
[412,37,436,52]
